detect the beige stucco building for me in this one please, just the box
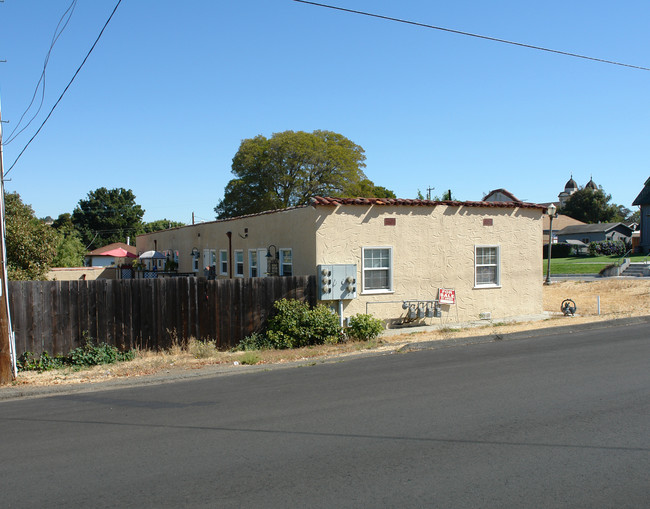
[136,197,545,326]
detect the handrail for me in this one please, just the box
[615,249,632,267]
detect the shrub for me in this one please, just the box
[588,240,626,257]
[265,299,341,349]
[17,334,135,372]
[238,352,261,365]
[235,332,274,351]
[17,351,65,371]
[542,243,572,259]
[346,313,384,341]
[187,338,218,358]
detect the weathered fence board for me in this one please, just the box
[8,276,316,356]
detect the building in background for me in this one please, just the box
[137,197,545,326]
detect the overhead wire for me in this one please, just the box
[3,0,123,178]
[293,0,650,72]
[4,0,79,145]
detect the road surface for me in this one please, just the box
[1,320,649,508]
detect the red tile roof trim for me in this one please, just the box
[310,196,545,210]
[137,197,545,237]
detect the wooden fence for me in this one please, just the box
[8,276,317,356]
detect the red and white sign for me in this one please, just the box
[438,288,456,305]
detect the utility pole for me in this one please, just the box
[0,99,16,383]
[426,187,434,201]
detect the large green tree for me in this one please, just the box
[143,219,185,233]
[51,213,86,267]
[561,186,624,224]
[5,192,60,280]
[72,188,145,248]
[215,130,394,218]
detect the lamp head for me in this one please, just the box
[547,204,557,216]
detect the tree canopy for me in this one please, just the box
[51,213,86,267]
[143,219,185,233]
[5,192,60,280]
[72,188,145,248]
[215,130,395,218]
[560,186,625,224]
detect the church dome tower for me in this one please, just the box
[559,174,578,206]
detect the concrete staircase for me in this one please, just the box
[620,263,650,277]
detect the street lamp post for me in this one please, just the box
[545,203,557,285]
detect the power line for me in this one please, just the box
[293,0,650,72]
[4,0,79,145]
[3,0,123,178]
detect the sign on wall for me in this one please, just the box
[438,288,456,305]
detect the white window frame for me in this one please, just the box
[219,250,228,276]
[474,245,501,288]
[249,249,258,278]
[279,248,293,276]
[361,246,393,294]
[235,250,244,277]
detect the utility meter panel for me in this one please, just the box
[317,264,357,300]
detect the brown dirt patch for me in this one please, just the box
[6,279,650,388]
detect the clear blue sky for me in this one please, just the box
[1,0,648,224]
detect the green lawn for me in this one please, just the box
[545,254,648,275]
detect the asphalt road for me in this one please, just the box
[1,320,649,508]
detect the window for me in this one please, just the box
[192,250,200,272]
[475,246,500,287]
[220,250,228,276]
[235,250,244,277]
[279,249,292,276]
[362,247,393,293]
[249,250,258,277]
[203,249,216,267]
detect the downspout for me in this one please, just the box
[226,231,232,278]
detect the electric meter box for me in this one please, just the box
[317,264,357,300]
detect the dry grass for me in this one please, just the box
[7,279,650,388]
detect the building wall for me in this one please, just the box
[314,203,543,324]
[558,232,607,244]
[136,207,318,277]
[558,226,631,245]
[47,267,117,281]
[137,203,544,326]
[640,205,650,252]
[87,256,116,267]
[484,191,515,202]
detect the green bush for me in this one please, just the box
[238,352,261,365]
[17,335,135,372]
[543,243,572,259]
[265,299,341,349]
[236,332,274,351]
[346,313,384,341]
[17,351,65,371]
[588,240,626,256]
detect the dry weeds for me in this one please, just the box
[7,279,650,388]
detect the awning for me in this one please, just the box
[139,250,167,260]
[562,239,588,247]
[100,247,137,258]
